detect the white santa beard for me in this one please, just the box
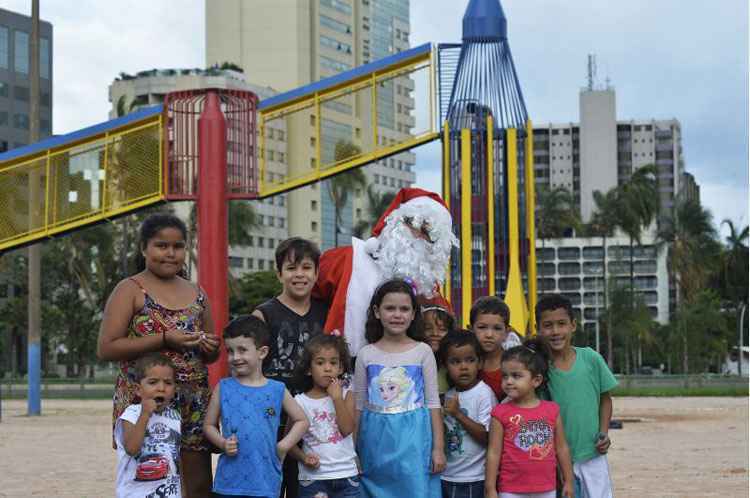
[374,222,451,298]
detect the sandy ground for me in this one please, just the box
[0,397,747,497]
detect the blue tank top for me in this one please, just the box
[213,377,285,497]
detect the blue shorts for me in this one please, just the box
[299,476,362,498]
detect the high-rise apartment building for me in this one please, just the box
[108,68,289,276]
[206,0,416,250]
[0,8,53,151]
[533,88,683,223]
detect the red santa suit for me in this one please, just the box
[313,188,456,356]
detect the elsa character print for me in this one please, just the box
[375,366,415,408]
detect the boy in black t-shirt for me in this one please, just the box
[253,237,329,498]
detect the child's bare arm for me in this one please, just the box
[429,407,446,474]
[278,389,310,458]
[484,417,503,498]
[202,384,235,454]
[121,400,156,456]
[329,380,355,437]
[444,396,489,445]
[554,415,574,498]
[596,392,613,453]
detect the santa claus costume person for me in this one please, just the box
[314,188,458,359]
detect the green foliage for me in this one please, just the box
[328,141,367,246]
[353,186,396,238]
[535,185,580,240]
[229,270,282,316]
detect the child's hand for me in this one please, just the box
[164,329,202,351]
[326,377,344,401]
[224,434,238,456]
[198,332,220,354]
[561,479,574,498]
[484,488,499,498]
[443,395,461,418]
[141,398,158,416]
[430,448,446,474]
[595,432,610,454]
[302,452,321,469]
[276,441,289,462]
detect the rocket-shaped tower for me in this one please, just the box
[444,0,537,332]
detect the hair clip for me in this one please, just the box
[403,277,418,296]
[421,305,447,314]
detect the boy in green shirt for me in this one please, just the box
[537,294,617,498]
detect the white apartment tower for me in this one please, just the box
[206,0,416,250]
[533,87,684,224]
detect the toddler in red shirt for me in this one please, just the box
[485,338,574,498]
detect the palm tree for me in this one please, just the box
[535,185,580,291]
[328,141,367,247]
[590,187,620,367]
[657,199,720,373]
[616,164,658,302]
[353,185,396,238]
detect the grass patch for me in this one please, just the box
[612,385,748,397]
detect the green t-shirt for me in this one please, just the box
[547,347,618,463]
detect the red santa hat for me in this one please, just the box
[370,187,450,237]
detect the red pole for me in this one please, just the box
[198,91,228,386]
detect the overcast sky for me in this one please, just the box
[2,0,747,236]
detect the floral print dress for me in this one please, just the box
[111,278,211,451]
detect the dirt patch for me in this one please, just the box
[0,397,747,497]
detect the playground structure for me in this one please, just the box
[0,0,535,386]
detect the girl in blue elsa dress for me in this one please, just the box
[353,279,445,498]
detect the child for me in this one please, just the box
[438,330,498,497]
[99,213,220,497]
[203,315,309,498]
[423,304,456,395]
[536,294,617,498]
[469,296,521,401]
[253,237,328,498]
[115,353,182,498]
[354,279,445,497]
[290,334,360,498]
[485,339,574,498]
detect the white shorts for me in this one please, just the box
[573,454,613,498]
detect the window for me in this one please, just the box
[320,55,351,73]
[259,260,266,270]
[557,247,580,260]
[268,238,275,248]
[248,236,254,247]
[0,27,8,69]
[13,113,29,130]
[320,34,352,54]
[310,157,317,168]
[320,13,352,32]
[0,82,7,97]
[229,256,244,269]
[583,247,604,260]
[258,236,264,247]
[356,208,362,218]
[247,258,254,269]
[279,218,285,228]
[14,30,29,75]
[268,216,275,227]
[40,37,50,79]
[558,262,581,275]
[311,200,318,211]
[311,221,318,231]
[0,111,7,126]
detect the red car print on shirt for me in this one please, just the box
[135,454,169,481]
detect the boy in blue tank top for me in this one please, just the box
[203,315,309,498]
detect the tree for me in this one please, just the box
[590,187,620,368]
[327,141,367,247]
[229,270,282,316]
[353,185,396,238]
[616,164,658,302]
[599,283,656,373]
[535,185,580,288]
[719,219,749,305]
[657,199,721,373]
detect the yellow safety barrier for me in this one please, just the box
[0,113,164,252]
[258,43,439,198]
